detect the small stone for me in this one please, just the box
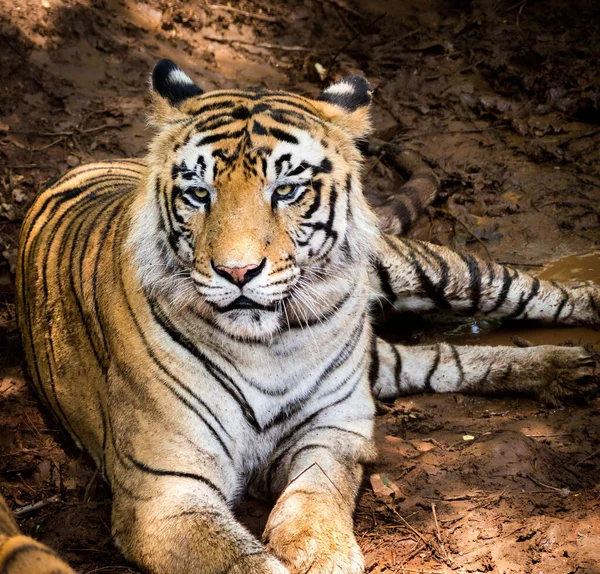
[66,154,80,167]
[41,0,50,8]
[12,189,27,203]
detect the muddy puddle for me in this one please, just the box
[445,251,600,348]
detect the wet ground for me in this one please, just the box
[0,0,599,572]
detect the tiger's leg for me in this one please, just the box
[105,371,289,574]
[372,338,597,405]
[111,473,289,574]
[260,385,376,574]
[0,495,75,574]
[372,234,600,327]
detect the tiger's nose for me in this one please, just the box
[212,258,266,286]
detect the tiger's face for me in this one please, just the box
[132,60,378,340]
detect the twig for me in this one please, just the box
[576,448,600,466]
[203,35,310,51]
[209,4,278,23]
[83,469,99,503]
[6,137,65,152]
[18,474,38,495]
[516,1,527,30]
[8,123,126,137]
[505,0,527,11]
[433,207,493,261]
[526,474,569,494]
[286,462,349,505]
[500,525,525,539]
[24,411,43,441]
[387,505,445,563]
[13,495,61,516]
[495,260,545,267]
[431,503,452,564]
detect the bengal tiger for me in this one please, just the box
[0,494,74,574]
[15,59,599,574]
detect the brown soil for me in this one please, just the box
[1,0,599,573]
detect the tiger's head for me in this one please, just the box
[130,59,379,340]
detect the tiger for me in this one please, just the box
[0,494,74,574]
[15,59,599,574]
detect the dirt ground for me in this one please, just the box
[1,0,599,572]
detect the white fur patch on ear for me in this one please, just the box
[317,76,372,111]
[152,59,204,106]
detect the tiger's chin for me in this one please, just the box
[211,308,284,341]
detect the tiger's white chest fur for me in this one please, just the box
[146,271,373,488]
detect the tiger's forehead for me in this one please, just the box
[180,88,324,123]
[173,89,334,183]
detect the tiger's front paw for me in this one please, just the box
[534,346,598,406]
[264,492,364,574]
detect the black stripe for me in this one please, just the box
[269,127,299,144]
[473,363,492,390]
[423,344,441,392]
[391,343,402,396]
[189,99,237,116]
[148,299,260,431]
[459,253,482,315]
[497,363,514,388]
[368,334,380,390]
[287,287,352,330]
[553,284,569,323]
[197,128,246,146]
[308,424,369,441]
[400,240,450,309]
[450,345,465,387]
[486,267,515,314]
[392,197,413,232]
[374,260,396,305]
[125,454,227,503]
[507,277,540,319]
[59,189,125,375]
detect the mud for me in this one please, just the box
[0,0,599,573]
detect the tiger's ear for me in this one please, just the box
[150,59,204,124]
[313,76,373,139]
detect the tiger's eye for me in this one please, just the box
[274,184,295,197]
[193,188,209,200]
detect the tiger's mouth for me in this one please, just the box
[216,296,278,313]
